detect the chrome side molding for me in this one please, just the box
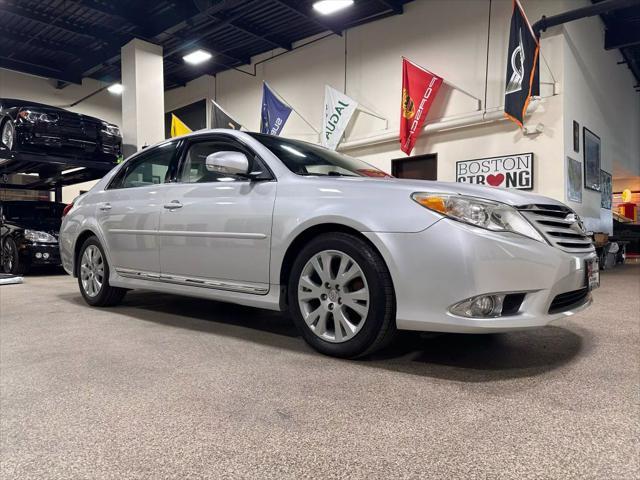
[115,268,268,295]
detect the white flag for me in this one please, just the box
[321,85,358,150]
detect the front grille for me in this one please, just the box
[56,113,99,139]
[518,204,594,253]
[548,288,590,314]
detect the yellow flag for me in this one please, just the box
[170,114,192,137]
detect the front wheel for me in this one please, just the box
[288,232,396,358]
[77,237,126,307]
[1,119,15,150]
[2,238,27,275]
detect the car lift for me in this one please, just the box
[0,148,116,202]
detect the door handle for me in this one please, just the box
[163,201,183,210]
[99,203,112,211]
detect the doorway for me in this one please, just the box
[391,154,437,180]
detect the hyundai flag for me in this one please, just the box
[504,0,540,127]
[260,82,292,136]
[322,85,358,150]
[399,58,443,155]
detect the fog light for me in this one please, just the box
[35,252,42,259]
[449,294,507,318]
[470,296,495,316]
[43,252,50,259]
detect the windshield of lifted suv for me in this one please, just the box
[249,133,390,178]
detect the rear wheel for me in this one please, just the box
[77,237,126,306]
[2,238,27,275]
[1,119,15,150]
[288,232,396,358]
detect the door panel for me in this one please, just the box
[96,186,166,273]
[158,181,276,286]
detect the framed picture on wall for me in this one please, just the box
[600,170,612,209]
[573,121,579,153]
[567,157,582,203]
[583,127,601,191]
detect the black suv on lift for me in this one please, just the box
[1,201,65,274]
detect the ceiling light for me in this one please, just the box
[107,83,123,94]
[312,0,354,15]
[183,49,212,65]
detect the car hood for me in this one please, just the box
[328,177,566,208]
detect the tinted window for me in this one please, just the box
[248,133,389,178]
[112,143,177,189]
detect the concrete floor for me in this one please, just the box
[0,265,638,479]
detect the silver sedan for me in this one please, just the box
[60,130,598,358]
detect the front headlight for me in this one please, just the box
[102,123,121,136]
[411,192,545,243]
[24,229,57,243]
[18,110,59,123]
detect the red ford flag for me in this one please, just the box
[504,0,540,128]
[260,82,292,136]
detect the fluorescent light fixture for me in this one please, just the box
[183,49,212,65]
[312,0,354,15]
[107,83,123,94]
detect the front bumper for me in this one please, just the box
[19,242,61,267]
[365,218,596,333]
[16,123,121,160]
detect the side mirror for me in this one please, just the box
[205,151,249,176]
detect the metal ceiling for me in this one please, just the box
[0,0,411,90]
[593,0,640,89]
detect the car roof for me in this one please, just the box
[0,98,59,110]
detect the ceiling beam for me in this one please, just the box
[203,12,292,50]
[378,0,404,14]
[0,56,82,84]
[0,1,129,46]
[72,0,145,28]
[272,0,344,36]
[604,25,640,49]
[0,30,90,59]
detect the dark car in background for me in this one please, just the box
[1,201,65,274]
[0,98,122,162]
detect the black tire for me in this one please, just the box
[77,236,126,307]
[2,237,27,275]
[287,232,396,358]
[1,119,15,150]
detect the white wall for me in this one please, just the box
[561,5,640,234]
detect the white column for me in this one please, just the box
[121,39,164,157]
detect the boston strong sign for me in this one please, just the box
[456,153,534,190]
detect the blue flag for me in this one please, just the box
[260,82,292,136]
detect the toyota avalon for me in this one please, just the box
[59,130,597,358]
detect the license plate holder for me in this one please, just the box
[586,258,600,290]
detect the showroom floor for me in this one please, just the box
[1,265,638,479]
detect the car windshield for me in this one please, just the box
[249,133,391,178]
[1,202,65,230]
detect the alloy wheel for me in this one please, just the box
[2,242,13,273]
[1,121,14,150]
[297,249,370,343]
[80,245,105,297]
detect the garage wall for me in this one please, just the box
[562,11,640,234]
[213,0,568,197]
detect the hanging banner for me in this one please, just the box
[456,153,534,190]
[504,0,540,127]
[211,100,243,130]
[321,85,358,150]
[260,82,292,136]
[399,58,443,156]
